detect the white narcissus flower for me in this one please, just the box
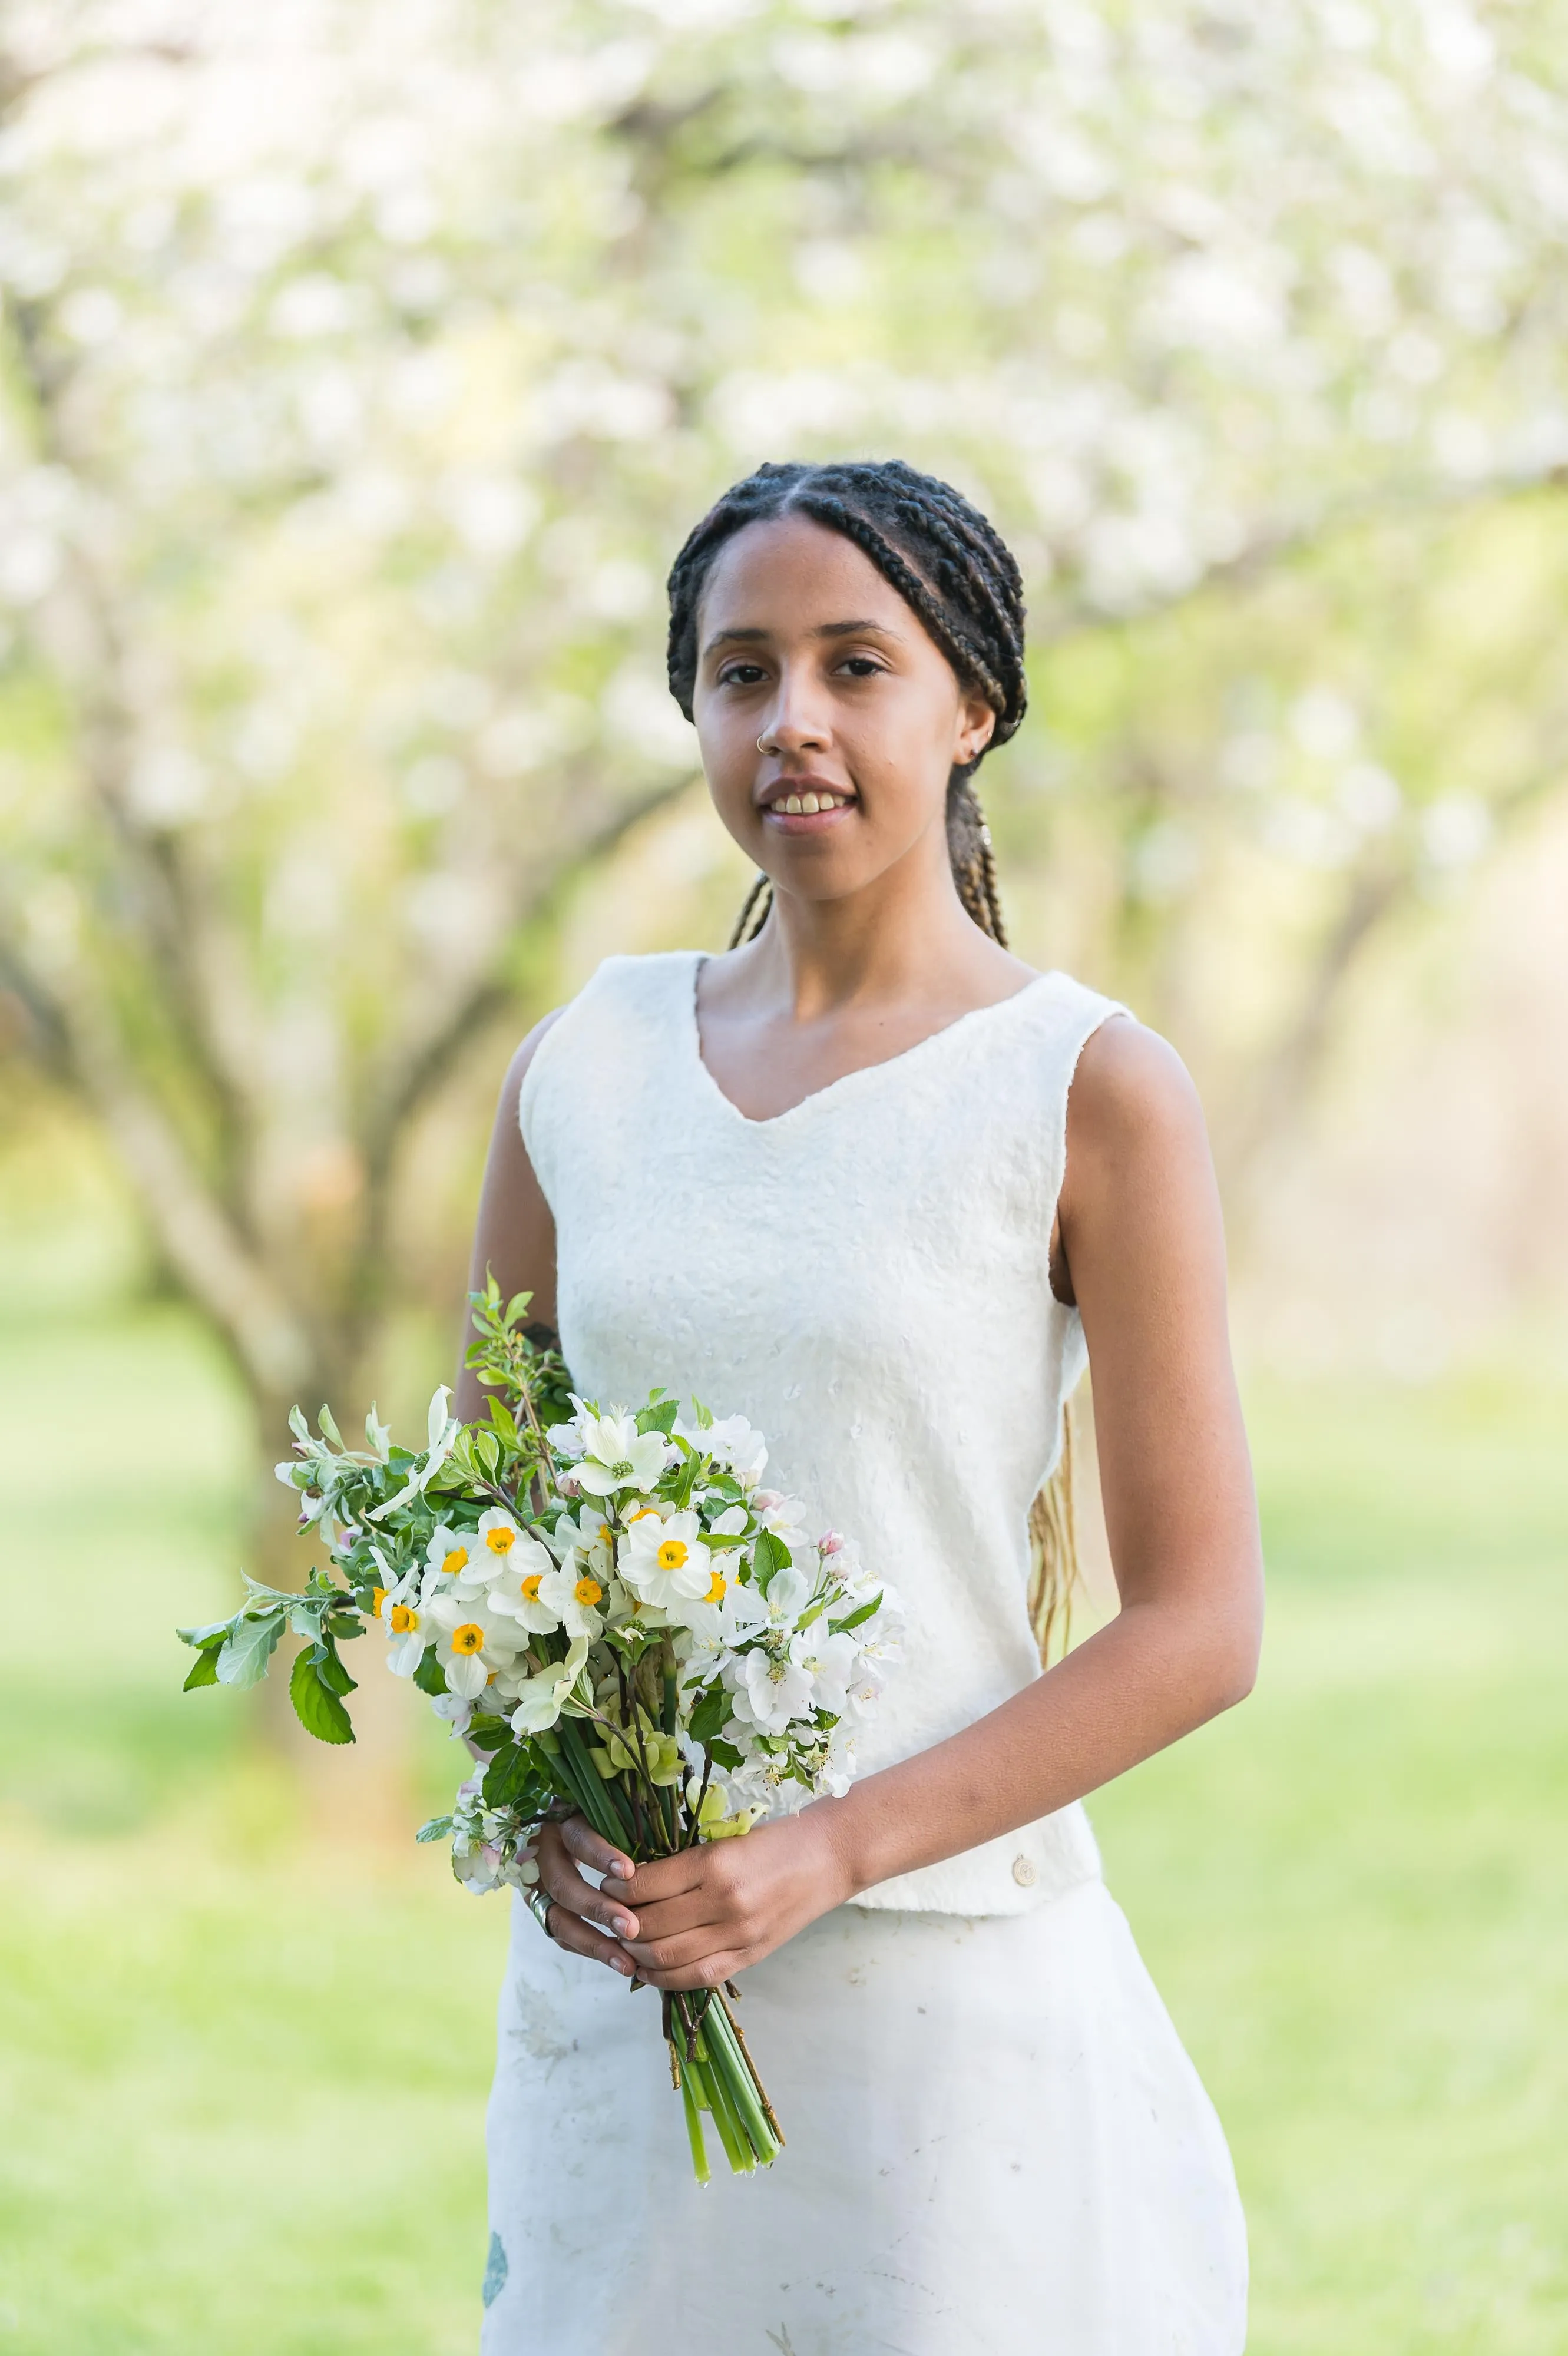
[371,1557,432,1677]
[570,1406,672,1497]
[621,1507,713,1610]
[487,1543,565,1636]
[426,1590,526,1700]
[730,1644,816,1734]
[509,1635,590,1735]
[468,1506,539,1585]
[545,1502,617,1577]
[425,1521,480,1587]
[704,1503,750,1538]
[536,1557,607,1642]
[366,1384,461,1520]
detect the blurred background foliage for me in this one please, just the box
[1,2,1565,2350]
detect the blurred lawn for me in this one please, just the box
[1,1223,1564,2351]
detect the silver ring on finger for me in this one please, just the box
[527,1887,555,1939]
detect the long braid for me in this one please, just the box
[669,456,1079,1659]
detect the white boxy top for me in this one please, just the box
[520,948,1127,1917]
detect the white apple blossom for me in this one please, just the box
[790,1624,861,1716]
[729,1643,816,1735]
[674,1410,768,1488]
[570,1405,673,1498]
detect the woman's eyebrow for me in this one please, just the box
[702,618,902,656]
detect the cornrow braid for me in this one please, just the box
[676,461,1075,1647]
[672,459,1027,954]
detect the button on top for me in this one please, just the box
[1011,1854,1038,1888]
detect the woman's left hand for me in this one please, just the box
[615,1805,853,1991]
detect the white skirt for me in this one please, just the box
[481,1877,1247,2355]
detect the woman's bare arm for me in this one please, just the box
[558,1015,1265,1990]
[452,1012,563,1424]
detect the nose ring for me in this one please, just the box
[756,735,772,755]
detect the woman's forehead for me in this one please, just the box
[697,512,912,641]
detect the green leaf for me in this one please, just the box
[177,1618,233,1650]
[638,1396,679,1437]
[688,1686,730,1747]
[829,1591,884,1635]
[289,1646,355,1744]
[467,1712,512,1751]
[707,1737,743,1772]
[503,1289,535,1328]
[315,1642,357,1697]
[215,1612,284,1689]
[485,1397,521,1445]
[415,1815,454,1844]
[325,1614,362,1640]
[483,1743,537,1808]
[753,1528,791,1584]
[182,1649,221,1691]
[413,1649,448,1697]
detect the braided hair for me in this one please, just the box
[666,459,1080,1664]
[665,459,1026,950]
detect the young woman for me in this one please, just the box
[456,460,1262,2355]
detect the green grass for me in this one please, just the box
[1,1250,1564,2350]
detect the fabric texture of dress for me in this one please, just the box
[482,949,1248,2355]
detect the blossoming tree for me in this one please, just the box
[2,0,1566,1603]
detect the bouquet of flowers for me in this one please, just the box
[178,1278,901,2182]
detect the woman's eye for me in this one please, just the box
[718,663,767,688]
[838,656,884,679]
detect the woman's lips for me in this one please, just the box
[759,782,856,829]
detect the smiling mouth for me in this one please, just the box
[759,781,856,819]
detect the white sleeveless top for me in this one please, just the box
[519,948,1127,1917]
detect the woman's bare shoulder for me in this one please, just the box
[1066,1012,1212,1174]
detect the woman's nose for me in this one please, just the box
[758,666,832,752]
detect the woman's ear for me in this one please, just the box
[955,694,998,768]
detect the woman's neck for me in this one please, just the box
[726,848,1030,1025]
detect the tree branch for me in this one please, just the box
[0,916,315,1401]
[337,770,695,1365]
[1038,456,1568,648]
[1219,757,1568,1205]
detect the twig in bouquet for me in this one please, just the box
[684,1752,714,1849]
[717,1998,785,2146]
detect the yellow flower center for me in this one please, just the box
[451,1622,485,1655]
[597,1522,613,1546]
[388,1603,419,1634]
[485,1526,514,1553]
[705,1570,727,1603]
[372,1586,389,1615]
[574,1576,602,1607]
[442,1546,469,1576]
[657,1538,688,1570]
[628,1507,660,1524]
[521,1573,544,1603]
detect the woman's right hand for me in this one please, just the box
[532,1815,642,1976]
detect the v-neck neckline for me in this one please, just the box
[686,950,1053,1131]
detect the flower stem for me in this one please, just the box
[679,2058,710,2185]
